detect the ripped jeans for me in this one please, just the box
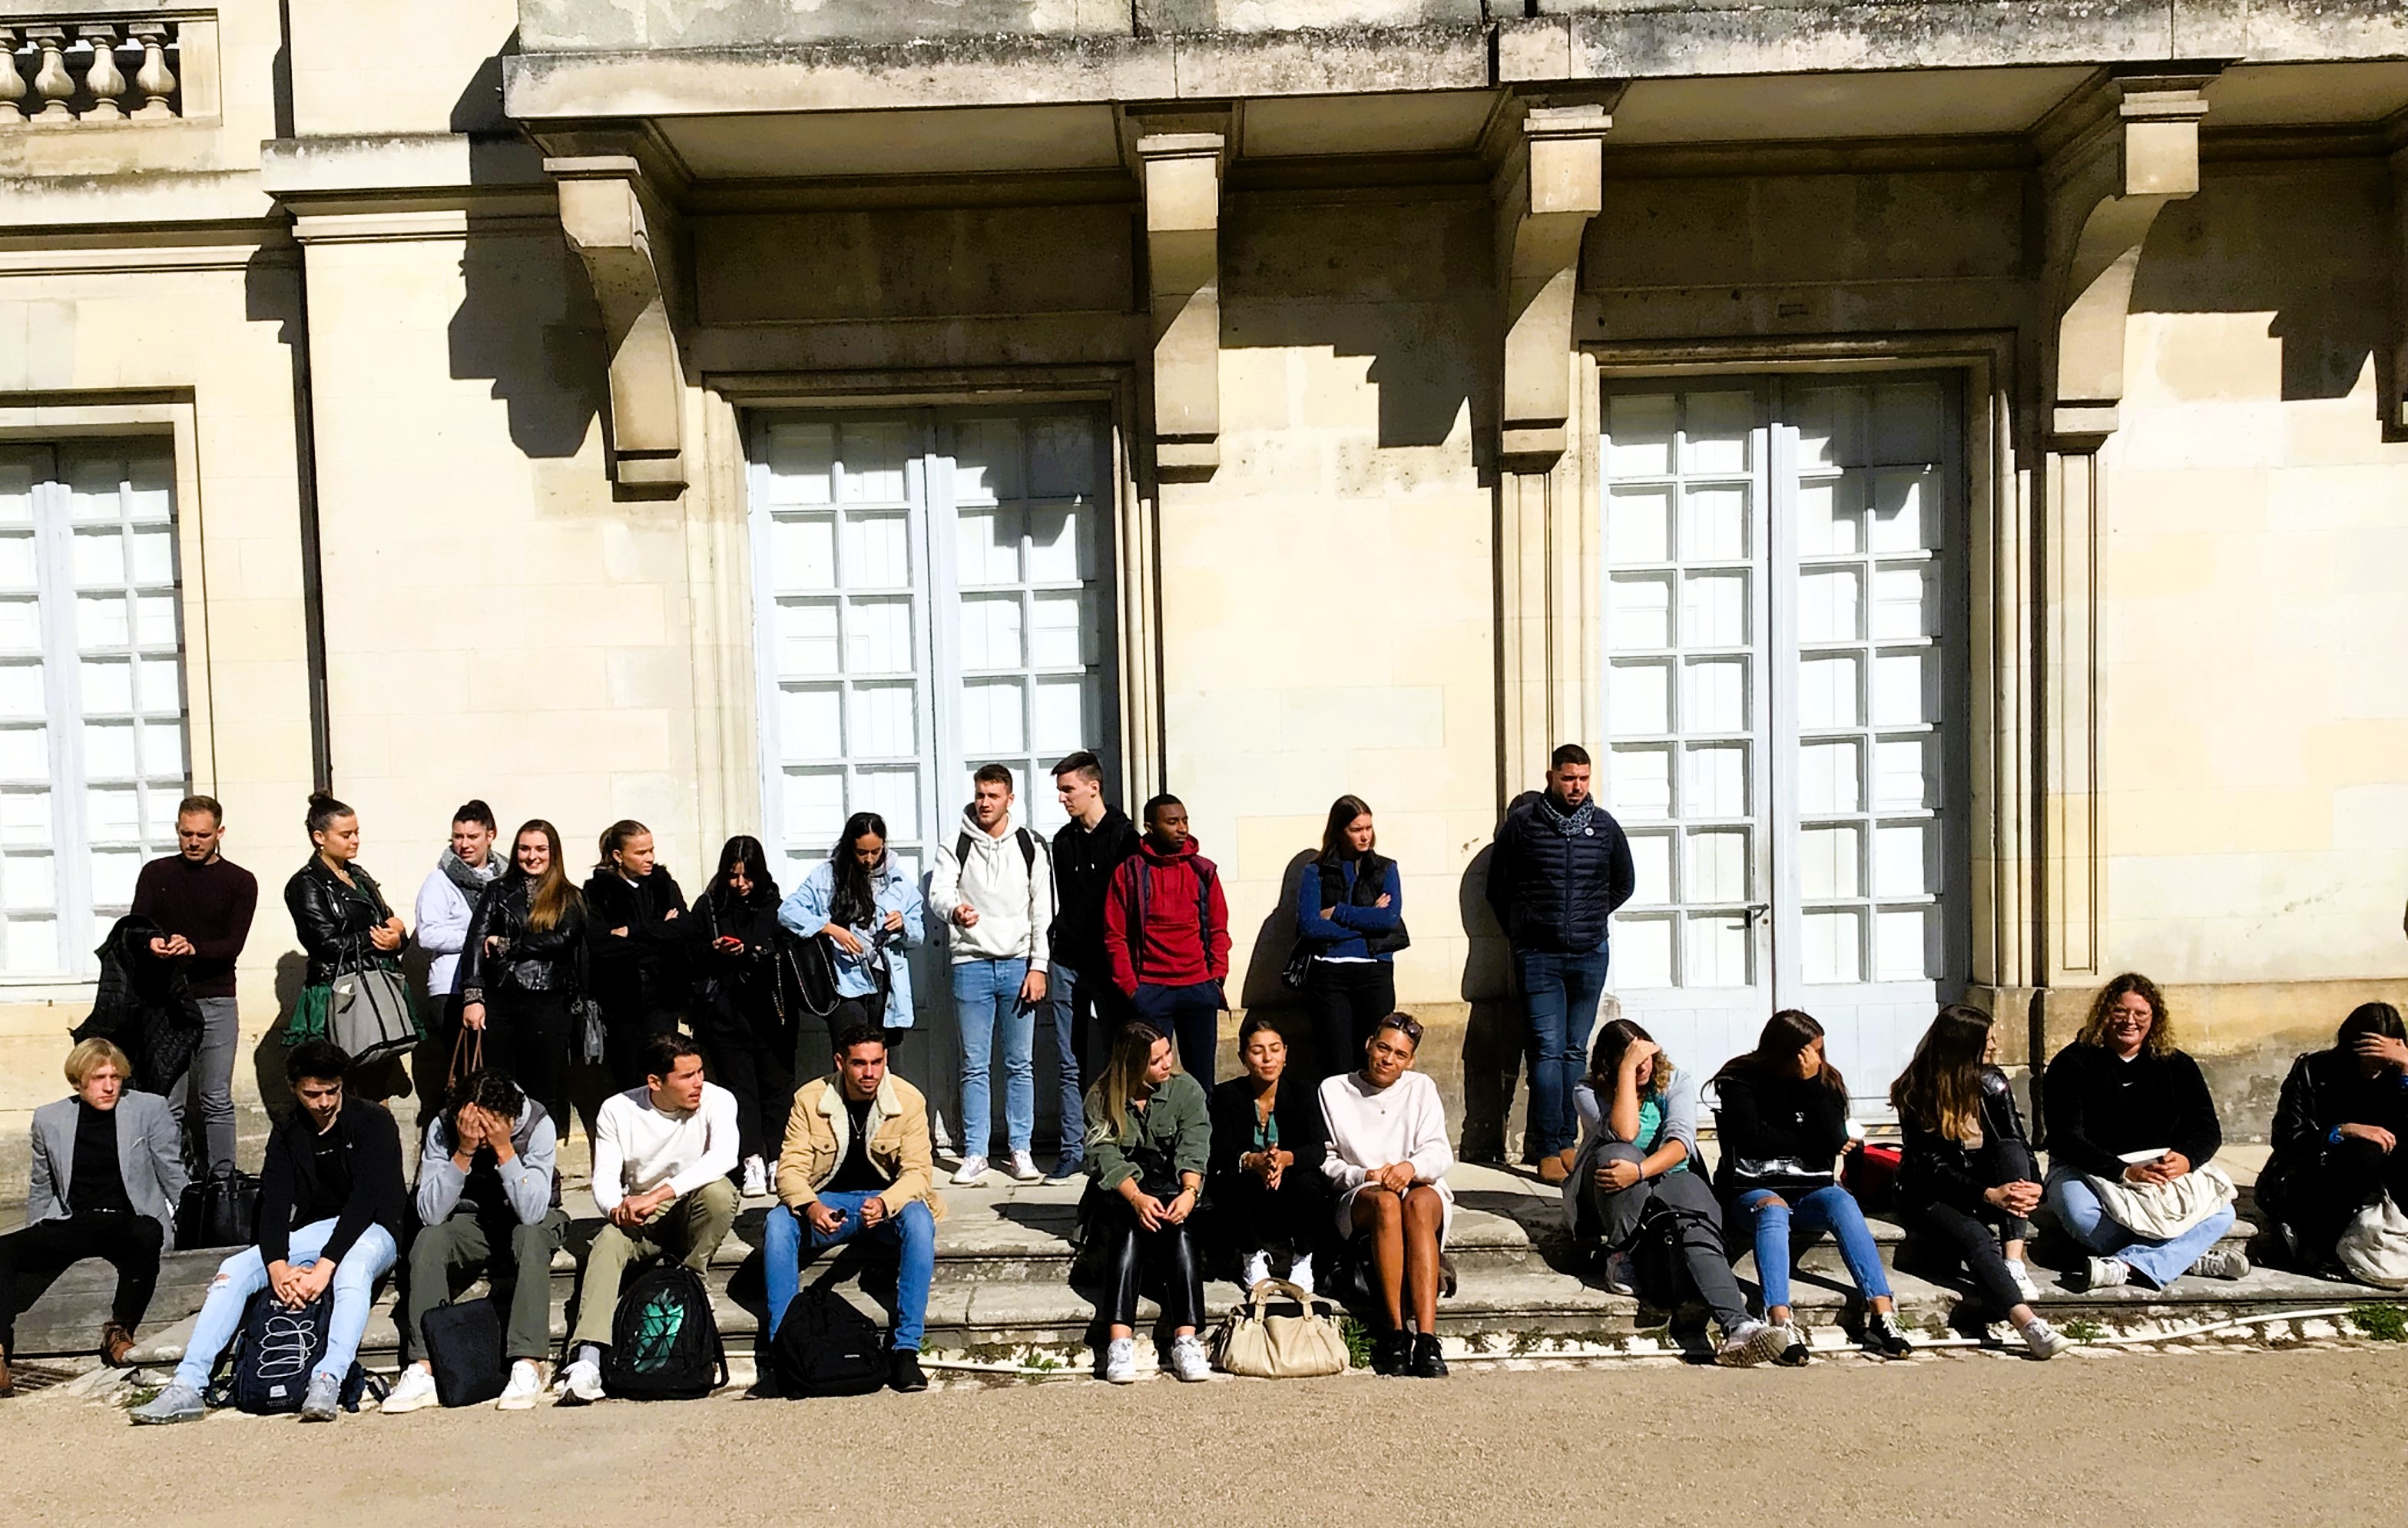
[172,1217,398,1394]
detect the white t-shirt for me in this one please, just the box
[591,1082,740,1213]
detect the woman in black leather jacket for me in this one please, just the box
[581,819,689,1088]
[690,835,790,1198]
[283,792,406,1047]
[2258,1002,2408,1270]
[1890,1004,2070,1359]
[460,819,587,1143]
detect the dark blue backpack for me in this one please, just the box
[214,1287,372,1414]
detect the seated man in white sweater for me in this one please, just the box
[558,1033,739,1405]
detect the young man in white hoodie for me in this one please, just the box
[929,764,1055,1185]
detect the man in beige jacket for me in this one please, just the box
[765,1023,943,1391]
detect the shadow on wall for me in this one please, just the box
[1238,847,1317,1014]
[450,222,611,462]
[2128,161,2391,406]
[247,950,309,1125]
[1455,840,1529,1164]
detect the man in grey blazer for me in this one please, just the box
[0,1038,187,1396]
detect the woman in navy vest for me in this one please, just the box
[1295,795,1406,1083]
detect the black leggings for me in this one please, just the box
[700,987,794,1164]
[603,1000,682,1090]
[1304,961,1394,1082]
[1904,1137,2037,1316]
[1093,1194,1205,1330]
[0,1211,164,1351]
[486,986,571,1144]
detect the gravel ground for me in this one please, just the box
[8,1344,2404,1526]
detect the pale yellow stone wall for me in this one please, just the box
[2103,158,2408,998]
[1172,195,1500,1012]
[288,0,521,137]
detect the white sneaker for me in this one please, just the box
[2006,1259,2042,1303]
[1102,1336,1138,1384]
[952,1155,992,1187]
[1240,1251,1273,1290]
[380,1365,439,1414]
[1169,1334,1212,1382]
[1287,1253,1315,1294]
[557,1357,604,1405]
[2189,1246,2250,1281]
[1601,1251,1638,1296]
[2085,1256,2131,1291]
[1006,1151,1044,1184]
[496,1359,545,1410]
[740,1156,769,1198]
[1714,1318,1787,1368]
[2021,1318,2075,1360]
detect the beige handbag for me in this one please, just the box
[1210,1278,1350,1379]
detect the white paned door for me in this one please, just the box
[748,409,1117,1015]
[0,443,189,979]
[1601,378,1966,1110]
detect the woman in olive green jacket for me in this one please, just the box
[1084,1022,1212,1384]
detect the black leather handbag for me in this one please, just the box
[176,1165,262,1250]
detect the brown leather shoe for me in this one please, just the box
[100,1323,137,1368]
[1536,1152,1574,1185]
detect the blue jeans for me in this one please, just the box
[1731,1185,1893,1313]
[1515,943,1612,1158]
[2045,1168,2238,1289]
[1048,964,1086,1165]
[762,1194,936,1351]
[953,957,1034,1161]
[174,1217,399,1393]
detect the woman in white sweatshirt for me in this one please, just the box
[1319,1012,1453,1379]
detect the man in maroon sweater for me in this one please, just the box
[1101,795,1230,1084]
[128,794,258,1176]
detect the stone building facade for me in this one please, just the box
[2,1,2405,1153]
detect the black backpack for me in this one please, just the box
[770,1283,886,1398]
[217,1287,373,1414]
[1628,1199,1721,1310]
[421,1296,507,1408]
[601,1262,727,1401]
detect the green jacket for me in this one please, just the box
[1084,1070,1211,1195]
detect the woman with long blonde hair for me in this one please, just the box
[460,819,587,1141]
[1081,1023,1212,1384]
[1890,1005,2069,1358]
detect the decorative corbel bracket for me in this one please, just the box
[1134,130,1227,482]
[545,154,688,492]
[1493,99,1612,472]
[2036,68,2216,451]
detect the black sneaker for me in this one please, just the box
[1370,1330,1411,1376]
[888,1350,929,1393]
[1864,1313,1915,1361]
[1408,1332,1449,1380]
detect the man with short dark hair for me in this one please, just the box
[763,1025,942,1393]
[381,1066,565,1414]
[929,763,1054,1186]
[1486,743,1636,1182]
[128,793,258,1177]
[1103,794,1230,1082]
[130,1039,405,1424]
[556,1033,738,1405]
[1044,751,1140,1180]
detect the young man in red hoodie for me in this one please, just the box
[1101,795,1230,1083]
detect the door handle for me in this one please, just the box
[1743,903,1771,926]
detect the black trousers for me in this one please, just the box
[487,986,573,1149]
[1905,1136,2038,1316]
[603,999,682,1091]
[1093,1194,1205,1330]
[1214,1169,1327,1259]
[2284,1138,2408,1261]
[1304,960,1395,1082]
[0,1211,164,1351]
[700,987,795,1164]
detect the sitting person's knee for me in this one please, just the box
[1755,1194,1787,1211]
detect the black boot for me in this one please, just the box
[889,1349,929,1393]
[1370,1330,1410,1376]
[1409,1332,1449,1379]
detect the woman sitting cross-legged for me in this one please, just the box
[1084,1023,1212,1384]
[1563,1019,1784,1367]
[1320,1012,1455,1378]
[1208,1014,1329,1293]
[1889,1005,2072,1359]
[2251,1002,2408,1275]
[1711,1010,1913,1362]
[2042,973,2247,1291]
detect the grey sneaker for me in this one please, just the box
[1714,1318,1788,1368]
[2085,1256,2131,1291]
[298,1371,342,1422]
[2189,1246,2250,1281]
[2021,1318,2075,1360]
[130,1381,206,1425]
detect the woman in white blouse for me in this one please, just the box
[1319,1011,1454,1378]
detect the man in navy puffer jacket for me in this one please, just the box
[1484,744,1635,1180]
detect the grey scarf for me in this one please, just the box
[1538,792,1598,839]
[441,848,500,903]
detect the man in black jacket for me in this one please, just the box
[1046,751,1141,1179]
[1483,744,1636,1181]
[131,1040,406,1425]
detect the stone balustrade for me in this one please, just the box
[0,16,181,124]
